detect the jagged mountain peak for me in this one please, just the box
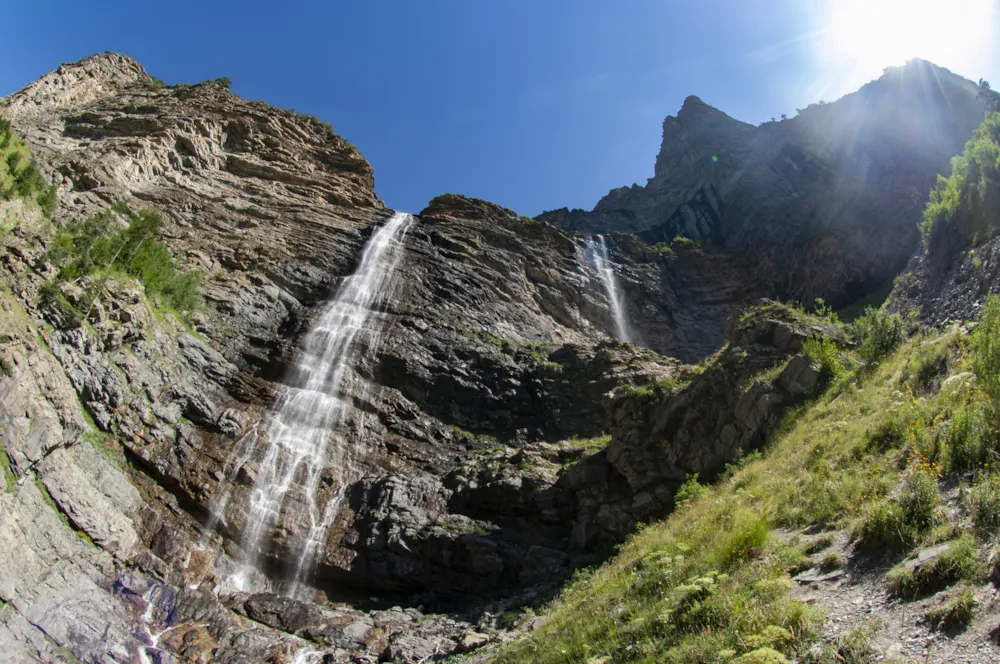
[5,51,150,119]
[540,59,988,307]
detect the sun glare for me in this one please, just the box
[821,0,994,84]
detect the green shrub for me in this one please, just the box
[864,407,913,453]
[38,279,85,328]
[832,623,880,664]
[899,332,959,393]
[921,112,1000,257]
[802,334,841,382]
[745,625,794,651]
[811,298,840,324]
[213,77,232,89]
[45,205,201,316]
[969,472,1000,535]
[675,473,708,506]
[715,513,770,568]
[732,647,789,664]
[945,403,988,472]
[855,498,912,551]
[926,587,977,631]
[886,534,983,597]
[820,551,844,570]
[849,306,905,367]
[970,295,1000,421]
[899,469,939,526]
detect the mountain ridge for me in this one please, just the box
[539,58,987,307]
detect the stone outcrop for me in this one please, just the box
[539,60,989,307]
[607,302,845,492]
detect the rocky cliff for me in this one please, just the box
[539,59,988,307]
[0,51,991,664]
[0,53,764,663]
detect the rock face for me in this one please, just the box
[886,233,1000,328]
[607,303,844,492]
[0,52,976,664]
[539,60,988,307]
[6,51,384,377]
[0,53,742,663]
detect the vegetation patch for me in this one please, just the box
[492,294,1000,663]
[802,334,841,383]
[969,471,1000,535]
[921,112,1000,257]
[0,114,56,217]
[925,587,977,631]
[885,534,983,598]
[0,439,15,491]
[41,204,201,326]
[34,478,94,544]
[848,306,904,369]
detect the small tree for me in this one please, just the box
[214,77,232,90]
[978,79,1000,112]
[849,306,905,368]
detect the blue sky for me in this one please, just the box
[4,1,999,216]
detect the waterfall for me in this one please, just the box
[585,235,631,343]
[226,212,414,595]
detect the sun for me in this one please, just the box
[821,0,994,78]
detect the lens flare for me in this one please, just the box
[819,0,994,85]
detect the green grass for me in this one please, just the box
[564,434,611,451]
[492,314,1000,663]
[885,534,983,598]
[926,587,977,631]
[34,478,95,544]
[0,115,57,217]
[83,432,126,468]
[449,423,498,444]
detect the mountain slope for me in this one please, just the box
[539,59,988,306]
[487,318,1000,664]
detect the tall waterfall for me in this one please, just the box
[585,235,631,343]
[227,212,414,595]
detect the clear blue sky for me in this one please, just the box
[4,1,998,215]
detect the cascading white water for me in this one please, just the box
[585,235,631,343]
[227,212,414,595]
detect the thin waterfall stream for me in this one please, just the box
[209,212,414,596]
[584,235,632,343]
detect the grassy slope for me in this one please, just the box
[493,324,995,663]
